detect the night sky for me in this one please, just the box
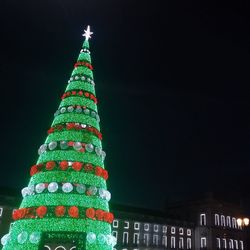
[0,0,249,210]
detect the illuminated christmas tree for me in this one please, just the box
[1,26,116,250]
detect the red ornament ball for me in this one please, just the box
[55,206,66,217]
[30,165,38,176]
[95,209,104,220]
[102,169,109,180]
[68,206,79,218]
[60,161,68,170]
[86,208,95,219]
[72,162,83,171]
[95,166,103,177]
[46,161,56,170]
[36,206,47,218]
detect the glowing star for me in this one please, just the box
[82,25,93,40]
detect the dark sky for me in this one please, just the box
[0,0,249,210]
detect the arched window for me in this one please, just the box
[44,246,51,250]
[187,238,192,249]
[55,247,67,250]
[221,215,226,227]
[226,216,231,227]
[232,217,237,229]
[162,236,167,247]
[215,214,220,226]
[216,238,221,249]
[171,237,175,249]
[200,213,206,226]
[179,237,184,249]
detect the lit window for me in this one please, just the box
[187,229,191,236]
[133,233,139,245]
[187,238,192,249]
[124,221,129,229]
[134,222,140,230]
[0,207,3,217]
[153,235,158,246]
[234,240,238,250]
[201,237,207,248]
[162,236,167,247]
[162,225,167,233]
[232,218,237,229]
[229,239,234,249]
[171,227,175,234]
[227,216,231,227]
[143,234,149,246]
[215,214,220,226]
[239,240,244,250]
[216,238,221,249]
[179,228,184,235]
[144,224,149,231]
[123,232,129,244]
[113,220,119,228]
[153,224,159,232]
[171,237,175,249]
[221,215,226,227]
[179,237,184,249]
[200,213,206,226]
[222,239,227,249]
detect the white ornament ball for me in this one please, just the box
[76,107,82,113]
[98,188,106,199]
[73,142,82,151]
[60,141,68,150]
[35,183,46,193]
[86,232,96,244]
[21,187,30,197]
[17,231,28,244]
[95,147,102,156]
[38,144,47,155]
[88,186,97,195]
[83,108,90,115]
[29,232,41,244]
[76,184,86,194]
[60,107,66,113]
[48,141,57,150]
[106,235,113,245]
[81,76,85,81]
[1,234,10,246]
[97,234,106,244]
[105,191,111,201]
[85,143,94,152]
[62,183,73,193]
[67,106,74,112]
[48,182,58,193]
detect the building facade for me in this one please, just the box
[0,194,248,250]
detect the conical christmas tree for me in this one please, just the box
[1,26,116,250]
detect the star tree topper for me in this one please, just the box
[82,25,93,40]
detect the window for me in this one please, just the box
[144,223,149,231]
[179,228,184,235]
[124,221,129,229]
[162,225,167,233]
[133,233,139,245]
[221,215,226,227]
[171,237,175,249]
[153,224,159,232]
[229,239,234,249]
[227,216,231,228]
[215,214,220,226]
[112,231,118,239]
[179,237,184,249]
[143,234,149,246]
[234,240,238,250]
[239,241,244,250]
[113,220,119,228]
[216,238,221,249]
[134,222,140,230]
[200,213,206,226]
[171,227,176,234]
[153,235,158,246]
[187,229,192,236]
[201,237,207,248]
[0,207,3,217]
[232,218,237,229]
[187,238,192,249]
[162,236,167,247]
[123,232,128,244]
[223,239,227,249]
